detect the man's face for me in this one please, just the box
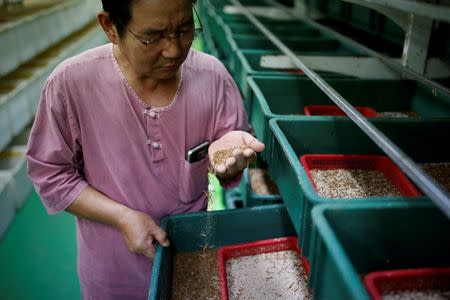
[117,0,194,80]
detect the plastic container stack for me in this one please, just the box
[150,0,450,299]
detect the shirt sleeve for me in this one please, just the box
[26,78,88,214]
[213,67,253,189]
[213,69,253,141]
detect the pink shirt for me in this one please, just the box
[26,44,250,299]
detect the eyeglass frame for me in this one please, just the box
[115,4,203,48]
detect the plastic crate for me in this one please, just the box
[231,50,356,102]
[224,187,243,209]
[233,35,359,55]
[303,105,377,117]
[300,154,421,197]
[227,22,321,37]
[213,5,363,60]
[214,19,319,62]
[363,267,450,300]
[240,168,282,207]
[227,34,364,75]
[246,76,450,161]
[208,0,269,14]
[148,204,297,300]
[309,202,450,300]
[200,17,220,57]
[248,76,450,119]
[218,237,309,300]
[268,118,448,258]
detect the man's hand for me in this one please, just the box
[209,131,265,181]
[117,209,170,261]
[66,186,169,261]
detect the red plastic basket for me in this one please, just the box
[299,154,421,197]
[303,105,378,117]
[217,237,310,300]
[285,69,305,75]
[364,267,450,300]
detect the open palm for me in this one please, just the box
[208,131,265,180]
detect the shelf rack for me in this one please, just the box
[227,0,450,218]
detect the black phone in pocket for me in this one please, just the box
[186,141,210,163]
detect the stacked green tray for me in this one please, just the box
[215,20,322,60]
[223,186,243,209]
[268,118,450,257]
[309,202,450,300]
[196,0,220,57]
[203,1,366,101]
[199,11,219,56]
[227,36,363,76]
[232,35,360,55]
[227,22,321,36]
[239,168,282,207]
[231,49,357,100]
[247,76,450,159]
[206,0,271,51]
[209,0,268,12]
[226,34,366,88]
[148,204,297,299]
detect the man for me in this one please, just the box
[26,0,264,299]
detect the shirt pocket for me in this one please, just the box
[178,157,210,203]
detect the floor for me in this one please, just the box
[0,191,80,300]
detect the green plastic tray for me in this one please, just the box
[198,8,220,57]
[210,0,269,12]
[309,202,450,300]
[232,35,361,55]
[206,0,272,49]
[231,50,356,101]
[268,118,450,257]
[248,76,450,118]
[227,22,321,37]
[215,22,323,59]
[228,38,365,81]
[148,204,297,299]
[224,186,243,209]
[212,17,319,65]
[239,168,282,207]
[246,76,450,159]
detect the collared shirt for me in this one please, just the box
[26,44,250,299]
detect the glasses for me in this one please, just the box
[117,5,203,48]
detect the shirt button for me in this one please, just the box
[152,142,161,149]
[149,111,159,119]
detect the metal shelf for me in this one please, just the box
[228,0,450,218]
[338,0,450,77]
[294,0,450,76]
[341,0,450,24]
